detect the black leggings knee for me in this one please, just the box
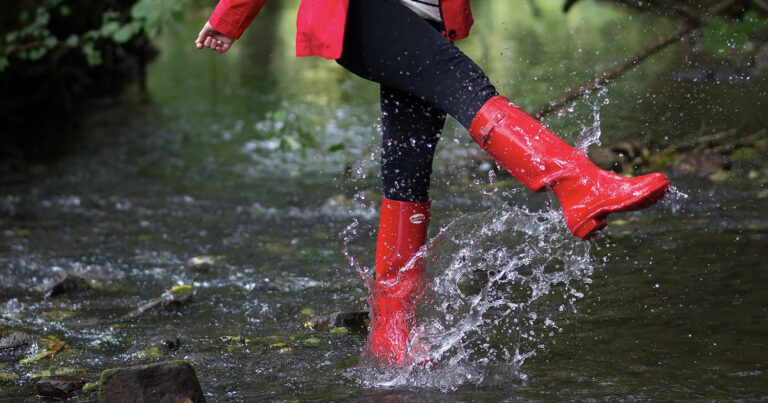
[337,0,498,202]
[379,85,445,202]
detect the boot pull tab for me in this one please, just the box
[477,111,506,146]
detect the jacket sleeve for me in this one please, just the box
[208,0,268,39]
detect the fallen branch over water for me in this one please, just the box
[587,128,768,177]
[535,0,742,118]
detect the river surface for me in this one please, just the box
[2,0,767,400]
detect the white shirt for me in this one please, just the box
[401,0,442,22]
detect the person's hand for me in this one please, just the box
[196,22,235,54]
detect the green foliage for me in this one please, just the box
[702,11,768,57]
[257,109,349,152]
[0,0,189,72]
[261,109,319,152]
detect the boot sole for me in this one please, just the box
[573,177,671,240]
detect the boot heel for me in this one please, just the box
[573,216,608,240]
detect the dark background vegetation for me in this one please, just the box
[1,0,766,170]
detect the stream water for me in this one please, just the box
[1,0,767,400]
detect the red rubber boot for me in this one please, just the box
[469,95,670,240]
[368,197,431,366]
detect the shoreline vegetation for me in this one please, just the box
[1,0,765,180]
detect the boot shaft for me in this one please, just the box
[469,95,582,192]
[375,197,431,282]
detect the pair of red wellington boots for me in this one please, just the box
[368,95,671,366]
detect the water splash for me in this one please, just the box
[575,86,610,152]
[358,205,593,390]
[659,185,689,216]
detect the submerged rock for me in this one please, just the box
[121,286,194,321]
[99,360,206,403]
[36,376,86,399]
[128,335,181,360]
[304,311,369,333]
[0,331,37,362]
[146,335,180,352]
[186,255,221,268]
[43,273,91,299]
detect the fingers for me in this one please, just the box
[196,22,213,49]
[195,22,235,53]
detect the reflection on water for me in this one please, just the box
[1,0,768,400]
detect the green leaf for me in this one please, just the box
[102,9,120,21]
[280,136,302,152]
[0,57,9,73]
[28,47,47,61]
[702,13,768,57]
[100,21,120,37]
[112,22,140,44]
[5,30,19,43]
[273,109,287,122]
[44,35,58,49]
[82,43,102,66]
[35,7,51,27]
[19,350,55,364]
[65,34,79,47]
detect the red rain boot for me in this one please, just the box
[368,197,431,366]
[469,95,670,240]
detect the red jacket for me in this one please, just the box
[209,0,474,59]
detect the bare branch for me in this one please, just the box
[535,0,742,119]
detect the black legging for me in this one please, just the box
[337,0,498,202]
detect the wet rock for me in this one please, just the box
[0,331,37,362]
[121,286,194,321]
[43,273,91,299]
[36,376,85,399]
[147,335,180,352]
[99,360,206,403]
[129,335,181,360]
[329,326,349,336]
[304,311,369,333]
[186,255,221,268]
[672,152,731,177]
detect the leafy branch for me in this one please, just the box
[0,0,189,72]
